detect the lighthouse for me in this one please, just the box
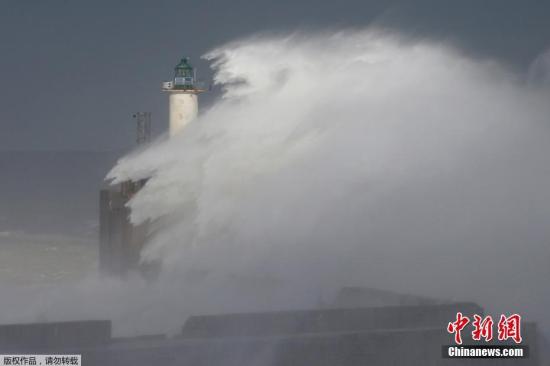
[162,57,205,136]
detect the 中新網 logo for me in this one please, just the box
[447,312,522,344]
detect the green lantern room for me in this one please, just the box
[173,57,195,89]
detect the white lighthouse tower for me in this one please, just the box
[162,57,205,136]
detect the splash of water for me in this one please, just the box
[106,29,550,334]
[2,29,550,337]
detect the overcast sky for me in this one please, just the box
[1,0,549,151]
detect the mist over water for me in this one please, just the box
[2,29,550,337]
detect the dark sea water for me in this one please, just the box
[0,150,122,236]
